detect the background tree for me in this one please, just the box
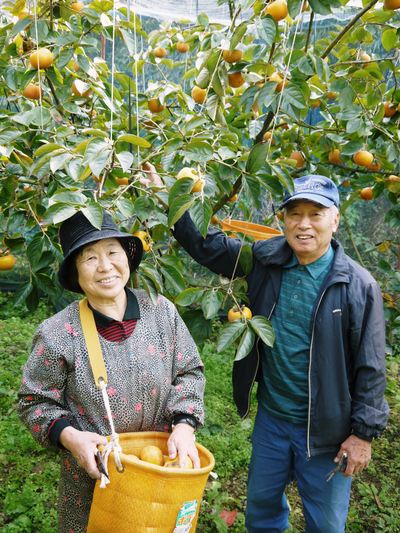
[0,0,399,357]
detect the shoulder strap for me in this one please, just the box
[79,299,108,387]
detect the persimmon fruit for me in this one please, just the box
[384,0,400,9]
[164,456,194,469]
[290,151,305,169]
[353,150,374,167]
[228,306,253,322]
[176,42,189,53]
[191,86,207,104]
[70,1,84,12]
[148,98,165,113]
[359,187,373,201]
[153,47,167,58]
[0,255,16,271]
[23,84,42,100]
[133,230,152,252]
[263,131,275,144]
[116,177,129,186]
[386,175,400,193]
[222,49,243,63]
[29,48,54,69]
[228,72,245,88]
[383,102,397,117]
[328,149,341,165]
[139,445,163,466]
[264,0,288,21]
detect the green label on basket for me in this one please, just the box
[173,499,198,531]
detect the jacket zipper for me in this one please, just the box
[243,302,276,418]
[307,288,328,458]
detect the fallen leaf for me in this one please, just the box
[220,509,238,527]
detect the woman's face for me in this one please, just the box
[76,238,130,304]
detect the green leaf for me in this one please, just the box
[249,315,275,347]
[84,140,112,177]
[30,108,52,127]
[34,143,65,158]
[231,22,248,49]
[0,129,22,145]
[235,327,256,361]
[197,12,209,27]
[382,29,397,51]
[14,282,34,308]
[288,0,303,17]
[239,244,253,275]
[81,203,104,229]
[257,82,277,108]
[281,85,306,110]
[133,196,156,221]
[201,290,224,319]
[246,143,267,173]
[175,288,204,307]
[160,263,185,294]
[50,152,73,173]
[169,177,195,199]
[308,0,341,15]
[116,134,151,149]
[184,140,213,163]
[180,309,212,346]
[140,264,163,292]
[217,321,247,352]
[257,17,277,47]
[205,93,220,122]
[43,204,77,225]
[191,199,213,238]
[168,194,195,228]
[183,116,208,134]
[211,72,224,98]
[116,151,134,172]
[26,233,44,267]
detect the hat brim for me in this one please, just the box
[280,192,336,209]
[58,231,143,293]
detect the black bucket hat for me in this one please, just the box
[58,210,143,292]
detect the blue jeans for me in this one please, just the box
[246,407,352,533]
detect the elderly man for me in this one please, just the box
[146,167,389,532]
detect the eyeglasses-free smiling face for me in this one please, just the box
[283,200,340,265]
[76,238,130,305]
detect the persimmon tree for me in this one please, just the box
[0,0,399,355]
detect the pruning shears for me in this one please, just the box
[95,450,109,480]
[326,452,348,482]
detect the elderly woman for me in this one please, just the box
[18,210,205,533]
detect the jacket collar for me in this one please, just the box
[253,236,351,283]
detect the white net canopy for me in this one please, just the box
[123,0,365,23]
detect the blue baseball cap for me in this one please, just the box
[280,174,340,208]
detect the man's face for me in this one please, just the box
[283,200,340,265]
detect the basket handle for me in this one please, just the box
[79,299,123,475]
[79,298,108,387]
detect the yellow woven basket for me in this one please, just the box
[87,431,215,533]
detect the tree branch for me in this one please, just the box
[321,0,380,59]
[304,10,314,53]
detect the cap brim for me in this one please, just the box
[280,192,335,209]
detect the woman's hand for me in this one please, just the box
[167,423,200,469]
[59,426,108,479]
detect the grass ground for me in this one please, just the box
[0,303,399,532]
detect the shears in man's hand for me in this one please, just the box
[95,450,109,479]
[326,452,348,482]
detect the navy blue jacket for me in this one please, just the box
[174,212,389,456]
